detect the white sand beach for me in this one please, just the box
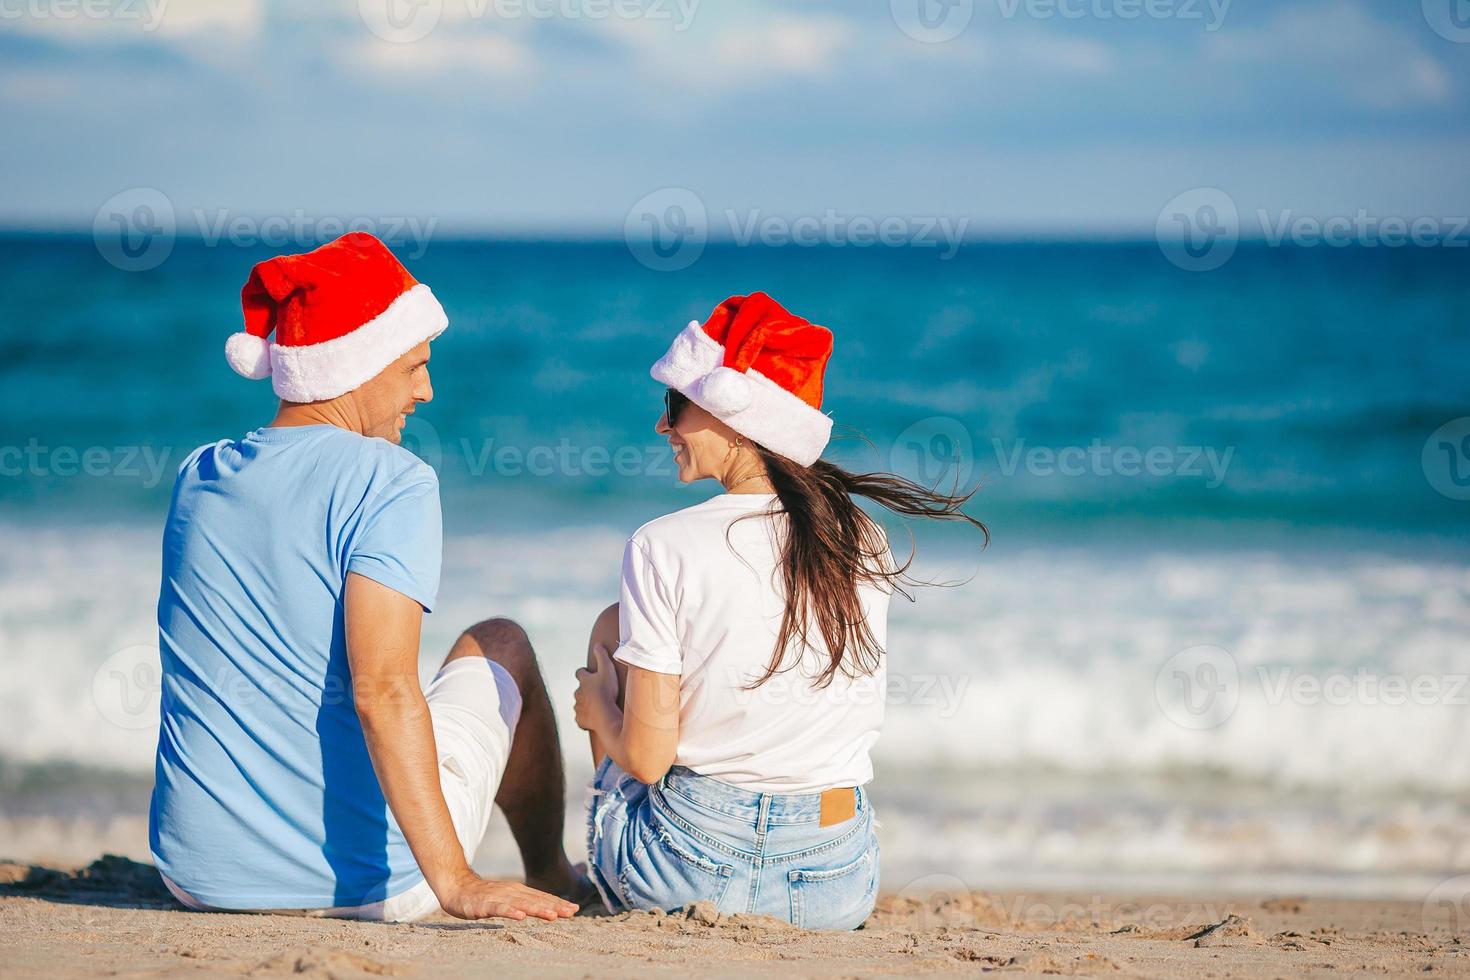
[2,856,1467,978]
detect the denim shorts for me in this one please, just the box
[585,761,879,930]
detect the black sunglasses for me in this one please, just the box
[663,388,690,426]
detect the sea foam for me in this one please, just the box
[2,520,1467,895]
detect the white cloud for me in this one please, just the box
[588,10,860,92]
[709,14,857,77]
[0,0,261,42]
[339,31,535,79]
[1203,1,1450,109]
[152,0,263,38]
[878,18,1116,76]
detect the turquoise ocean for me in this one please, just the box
[1,234,1467,899]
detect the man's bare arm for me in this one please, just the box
[343,572,577,921]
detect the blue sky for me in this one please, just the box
[2,0,1468,235]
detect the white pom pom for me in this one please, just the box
[699,366,753,415]
[225,331,272,380]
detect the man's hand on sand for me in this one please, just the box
[437,872,579,921]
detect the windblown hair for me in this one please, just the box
[741,442,988,689]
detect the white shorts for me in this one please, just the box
[161,657,522,922]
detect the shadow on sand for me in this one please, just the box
[0,854,179,910]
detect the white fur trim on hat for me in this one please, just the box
[224,331,272,380]
[699,366,754,415]
[651,321,833,466]
[268,283,448,403]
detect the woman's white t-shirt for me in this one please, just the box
[612,492,890,794]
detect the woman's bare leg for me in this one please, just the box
[585,602,627,767]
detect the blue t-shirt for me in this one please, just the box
[149,424,442,909]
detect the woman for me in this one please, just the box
[573,292,986,929]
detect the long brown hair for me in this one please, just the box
[741,441,988,689]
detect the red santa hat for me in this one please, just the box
[225,232,448,403]
[651,292,833,466]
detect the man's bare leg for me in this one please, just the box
[443,617,577,897]
[584,603,627,768]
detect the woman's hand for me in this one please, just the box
[576,647,680,784]
[574,644,622,734]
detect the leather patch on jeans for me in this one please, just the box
[819,787,856,827]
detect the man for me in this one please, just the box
[149,232,579,922]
